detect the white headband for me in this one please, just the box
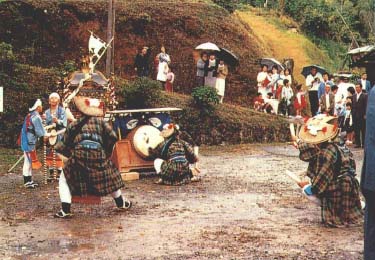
[49,92,60,99]
[29,99,42,111]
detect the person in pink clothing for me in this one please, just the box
[165,66,175,93]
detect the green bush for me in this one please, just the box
[118,77,164,109]
[191,86,219,115]
[59,60,78,77]
[0,42,16,73]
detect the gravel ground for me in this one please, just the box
[0,144,365,259]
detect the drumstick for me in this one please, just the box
[285,170,302,184]
[289,123,296,140]
[117,128,122,140]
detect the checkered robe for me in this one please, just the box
[55,116,124,197]
[298,142,363,226]
[151,135,197,185]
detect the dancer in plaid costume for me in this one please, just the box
[54,96,131,218]
[150,124,198,185]
[298,141,363,227]
[297,115,363,227]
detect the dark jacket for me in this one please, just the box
[204,59,218,77]
[361,87,375,192]
[352,92,368,120]
[319,93,335,115]
[134,51,150,70]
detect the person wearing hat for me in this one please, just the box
[149,123,198,185]
[20,99,50,188]
[54,96,131,218]
[43,92,67,181]
[295,115,363,227]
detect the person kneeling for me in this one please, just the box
[296,115,363,227]
[150,123,198,185]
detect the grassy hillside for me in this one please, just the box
[236,8,333,85]
[0,0,268,105]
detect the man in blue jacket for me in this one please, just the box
[360,73,371,93]
[20,99,50,188]
[361,85,375,259]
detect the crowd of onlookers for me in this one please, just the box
[134,46,229,103]
[255,65,371,148]
[134,46,175,92]
[195,52,228,103]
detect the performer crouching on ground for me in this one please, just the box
[54,96,131,218]
[150,123,198,185]
[43,92,67,180]
[296,115,363,227]
[20,99,50,188]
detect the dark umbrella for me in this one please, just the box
[301,65,327,78]
[218,47,239,66]
[260,58,284,71]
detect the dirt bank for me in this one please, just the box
[0,144,364,259]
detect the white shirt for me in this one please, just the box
[281,86,293,105]
[305,72,323,89]
[357,92,362,101]
[337,82,351,102]
[361,79,367,90]
[257,71,268,87]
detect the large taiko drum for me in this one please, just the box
[130,125,164,159]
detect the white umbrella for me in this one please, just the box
[195,42,220,51]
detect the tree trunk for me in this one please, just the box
[279,0,285,14]
[106,0,115,76]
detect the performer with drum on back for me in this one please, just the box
[54,96,132,218]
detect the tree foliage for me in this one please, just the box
[217,0,374,45]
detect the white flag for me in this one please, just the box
[89,33,106,58]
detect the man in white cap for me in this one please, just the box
[43,92,67,181]
[20,99,50,188]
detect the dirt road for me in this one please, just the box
[0,144,364,259]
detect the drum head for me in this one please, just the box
[132,125,164,159]
[48,129,58,146]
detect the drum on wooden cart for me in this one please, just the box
[109,108,182,181]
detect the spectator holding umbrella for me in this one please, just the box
[257,64,270,98]
[204,53,218,88]
[196,53,208,87]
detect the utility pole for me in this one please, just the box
[106,0,115,76]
